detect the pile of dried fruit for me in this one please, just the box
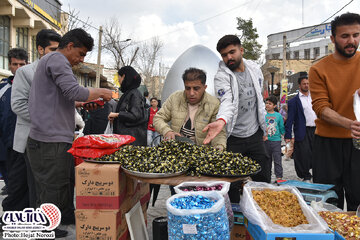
[319,211,360,240]
[252,189,309,227]
[93,140,261,176]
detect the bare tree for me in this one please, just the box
[136,37,164,97]
[62,4,92,32]
[102,18,139,69]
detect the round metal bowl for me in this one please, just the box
[83,158,121,164]
[121,166,188,178]
[199,167,261,178]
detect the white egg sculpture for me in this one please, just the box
[161,45,220,102]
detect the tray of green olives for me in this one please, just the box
[121,166,188,178]
[83,158,121,164]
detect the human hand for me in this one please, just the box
[350,120,360,138]
[263,136,268,141]
[101,89,113,101]
[215,145,224,151]
[83,102,100,111]
[108,112,119,122]
[202,119,226,145]
[164,131,181,141]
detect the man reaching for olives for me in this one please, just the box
[153,67,226,150]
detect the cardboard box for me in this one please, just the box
[75,199,149,240]
[245,217,334,240]
[76,162,127,209]
[75,209,129,240]
[76,162,147,210]
[231,224,254,240]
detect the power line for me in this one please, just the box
[288,0,354,44]
[44,0,99,31]
[134,0,253,44]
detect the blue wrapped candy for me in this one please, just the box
[166,191,230,240]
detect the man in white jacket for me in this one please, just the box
[203,35,271,203]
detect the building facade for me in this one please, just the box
[265,22,333,61]
[263,23,335,97]
[0,0,65,79]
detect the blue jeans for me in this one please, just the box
[147,130,160,146]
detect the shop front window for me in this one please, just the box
[16,27,29,51]
[0,16,10,70]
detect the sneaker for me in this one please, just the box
[275,178,286,184]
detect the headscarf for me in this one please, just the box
[118,66,141,93]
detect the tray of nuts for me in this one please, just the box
[84,158,121,164]
[319,211,360,240]
[196,150,262,177]
[200,167,261,177]
[121,166,188,178]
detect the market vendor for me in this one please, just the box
[153,67,226,150]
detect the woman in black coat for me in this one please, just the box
[108,66,147,146]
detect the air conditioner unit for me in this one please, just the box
[286,70,295,76]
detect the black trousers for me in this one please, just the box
[0,160,8,185]
[293,127,315,180]
[2,148,29,211]
[24,151,37,209]
[227,128,271,203]
[26,138,75,224]
[312,135,360,211]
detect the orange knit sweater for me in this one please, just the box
[309,52,360,138]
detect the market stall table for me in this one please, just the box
[125,172,250,186]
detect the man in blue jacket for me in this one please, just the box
[285,74,317,182]
[0,48,28,210]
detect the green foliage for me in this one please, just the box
[236,17,262,60]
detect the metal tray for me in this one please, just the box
[199,167,261,178]
[121,166,188,178]
[83,158,121,164]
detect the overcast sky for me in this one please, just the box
[59,0,359,68]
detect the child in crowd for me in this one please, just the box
[147,97,160,146]
[264,95,285,183]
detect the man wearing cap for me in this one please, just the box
[285,74,316,183]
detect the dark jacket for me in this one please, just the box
[84,103,112,135]
[113,88,147,146]
[0,76,16,149]
[285,94,306,141]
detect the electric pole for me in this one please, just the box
[283,35,287,79]
[95,26,103,88]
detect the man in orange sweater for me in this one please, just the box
[309,12,360,211]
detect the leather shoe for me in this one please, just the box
[54,228,68,238]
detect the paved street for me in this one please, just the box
[0,155,301,240]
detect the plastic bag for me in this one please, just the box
[240,181,329,233]
[353,90,360,149]
[310,201,343,213]
[354,89,360,121]
[174,181,234,229]
[72,134,135,149]
[166,191,229,240]
[104,121,113,134]
[68,147,119,159]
